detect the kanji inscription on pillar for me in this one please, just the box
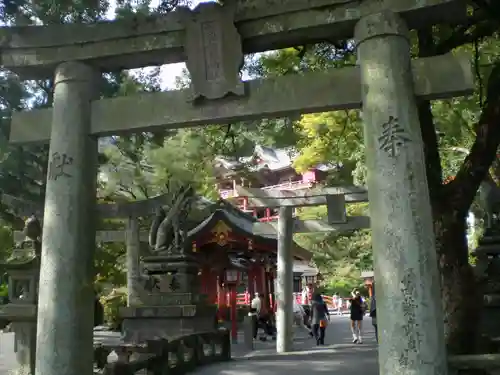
[180,2,244,101]
[378,116,411,158]
[48,152,73,180]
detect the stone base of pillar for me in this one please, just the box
[120,256,217,343]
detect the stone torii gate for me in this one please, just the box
[0,1,473,375]
[237,185,370,352]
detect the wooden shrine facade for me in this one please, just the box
[184,202,312,311]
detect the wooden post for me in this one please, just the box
[247,266,255,297]
[255,263,265,296]
[269,268,276,312]
[217,276,226,321]
[208,270,218,304]
[262,267,271,313]
[199,266,208,295]
[230,287,238,343]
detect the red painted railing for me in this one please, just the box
[219,180,314,200]
[224,292,345,309]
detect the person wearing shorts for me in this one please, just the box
[350,290,364,344]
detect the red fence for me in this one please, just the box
[225,292,345,309]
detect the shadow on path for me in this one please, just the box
[0,316,379,375]
[197,316,379,375]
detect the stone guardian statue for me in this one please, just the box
[149,184,195,255]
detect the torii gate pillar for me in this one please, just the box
[276,207,294,353]
[36,62,98,375]
[356,11,447,375]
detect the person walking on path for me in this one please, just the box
[310,293,330,345]
[293,299,314,337]
[370,284,378,343]
[250,293,261,339]
[301,285,310,305]
[336,295,343,316]
[350,289,364,344]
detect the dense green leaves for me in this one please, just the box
[295,204,372,294]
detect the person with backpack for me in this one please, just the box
[310,293,330,345]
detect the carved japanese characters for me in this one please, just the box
[179,2,244,101]
[48,152,73,181]
[378,116,411,158]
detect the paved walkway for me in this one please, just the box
[0,316,378,375]
[198,316,379,375]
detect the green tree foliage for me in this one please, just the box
[0,70,50,229]
[295,204,371,295]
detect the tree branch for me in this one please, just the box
[417,29,445,206]
[449,62,500,215]
[435,17,499,55]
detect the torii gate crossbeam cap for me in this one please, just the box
[0,0,466,79]
[9,52,474,144]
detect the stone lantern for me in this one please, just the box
[473,226,500,338]
[0,239,41,375]
[0,215,42,374]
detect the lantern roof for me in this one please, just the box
[0,251,39,271]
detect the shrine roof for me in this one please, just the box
[187,200,312,261]
[293,262,319,277]
[214,145,337,175]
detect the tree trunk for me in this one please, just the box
[433,208,482,354]
[430,61,500,354]
[412,16,500,352]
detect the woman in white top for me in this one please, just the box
[301,285,310,304]
[251,293,261,313]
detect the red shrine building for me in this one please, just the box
[214,145,326,292]
[215,145,335,222]
[186,201,318,304]
[181,200,319,340]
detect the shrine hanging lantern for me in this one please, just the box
[224,269,239,286]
